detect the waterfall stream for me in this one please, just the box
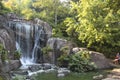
[8,20,46,66]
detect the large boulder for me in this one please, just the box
[89,51,113,69]
[46,38,73,64]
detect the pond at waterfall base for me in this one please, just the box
[13,70,108,80]
[11,64,110,80]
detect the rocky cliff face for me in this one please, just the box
[0,15,16,58]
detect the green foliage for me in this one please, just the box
[13,78,19,80]
[58,54,69,67]
[65,0,120,57]
[68,51,96,72]
[58,51,96,72]
[0,44,3,50]
[0,44,8,62]
[41,46,52,55]
[0,1,10,14]
[60,46,69,54]
[14,50,21,60]
[3,0,70,38]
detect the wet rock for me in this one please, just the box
[43,63,52,70]
[34,18,52,39]
[28,65,42,72]
[11,70,28,75]
[57,68,70,77]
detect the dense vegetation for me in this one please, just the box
[58,51,96,72]
[1,0,120,57]
[64,0,120,57]
[0,0,9,14]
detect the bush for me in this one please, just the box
[58,51,96,72]
[0,44,8,62]
[41,46,52,55]
[57,54,70,67]
[60,46,69,54]
[14,50,21,60]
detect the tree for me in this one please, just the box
[3,0,33,18]
[65,0,120,56]
[0,0,9,14]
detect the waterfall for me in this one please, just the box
[8,21,46,65]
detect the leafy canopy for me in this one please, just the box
[65,0,120,48]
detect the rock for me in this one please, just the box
[57,73,65,77]
[43,63,52,70]
[89,51,113,69]
[72,47,88,53]
[46,38,73,64]
[57,68,70,75]
[93,74,104,80]
[0,14,16,59]
[57,68,70,77]
[72,47,80,53]
[28,64,42,72]
[34,18,52,39]
[102,68,120,80]
[11,70,28,75]
[102,78,118,80]
[0,60,21,73]
[0,26,16,59]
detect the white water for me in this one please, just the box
[13,22,45,66]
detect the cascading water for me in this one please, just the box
[8,20,46,66]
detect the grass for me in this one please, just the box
[34,70,108,80]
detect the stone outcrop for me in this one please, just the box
[89,51,113,69]
[0,60,21,73]
[34,18,52,39]
[0,26,16,55]
[0,14,21,80]
[46,38,73,64]
[0,15,16,59]
[72,47,113,69]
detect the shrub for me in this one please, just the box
[57,54,70,67]
[41,46,52,55]
[58,51,96,72]
[14,50,21,60]
[0,44,8,62]
[60,46,69,54]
